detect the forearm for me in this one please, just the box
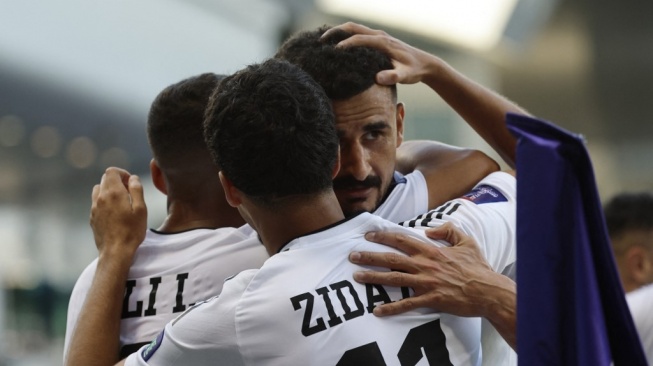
[65,254,132,366]
[475,273,517,350]
[422,58,528,168]
[397,140,499,207]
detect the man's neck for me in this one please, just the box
[157,200,244,233]
[253,191,345,255]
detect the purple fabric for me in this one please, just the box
[507,113,646,365]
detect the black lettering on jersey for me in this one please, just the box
[143,277,162,316]
[316,286,343,327]
[290,292,327,336]
[398,319,452,365]
[400,202,461,228]
[365,284,392,313]
[400,286,411,300]
[337,342,387,366]
[330,280,364,321]
[172,273,189,313]
[122,280,143,319]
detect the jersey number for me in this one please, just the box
[336,319,452,366]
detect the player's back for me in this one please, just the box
[64,226,269,359]
[235,213,482,366]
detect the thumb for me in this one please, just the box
[376,70,399,85]
[424,222,467,247]
[128,175,147,216]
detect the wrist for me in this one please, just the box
[97,245,136,274]
[420,55,446,89]
[481,274,516,324]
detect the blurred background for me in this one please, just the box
[1,0,652,364]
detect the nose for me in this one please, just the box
[341,142,372,181]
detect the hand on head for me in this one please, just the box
[90,167,148,260]
[322,22,436,86]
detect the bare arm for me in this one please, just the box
[65,168,147,366]
[396,140,499,207]
[324,22,529,168]
[350,223,516,350]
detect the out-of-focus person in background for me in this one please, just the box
[62,73,270,362]
[604,191,653,363]
[604,192,653,293]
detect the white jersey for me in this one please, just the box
[125,173,515,365]
[64,227,269,360]
[234,170,429,239]
[374,170,429,223]
[399,172,517,366]
[627,283,653,364]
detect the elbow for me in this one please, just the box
[463,149,500,177]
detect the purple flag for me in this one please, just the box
[507,113,646,365]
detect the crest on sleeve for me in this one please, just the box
[461,184,507,204]
[142,330,165,361]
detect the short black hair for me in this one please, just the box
[604,192,653,240]
[203,59,338,206]
[275,25,396,101]
[148,73,224,169]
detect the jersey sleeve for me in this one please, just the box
[400,171,516,276]
[124,270,258,366]
[63,258,98,362]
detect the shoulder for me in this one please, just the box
[374,171,429,223]
[463,171,516,203]
[628,284,653,314]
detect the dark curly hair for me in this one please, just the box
[147,73,224,169]
[203,59,339,206]
[275,25,396,102]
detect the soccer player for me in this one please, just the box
[279,22,523,363]
[66,58,515,366]
[275,23,525,220]
[62,74,270,361]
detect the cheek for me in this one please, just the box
[370,152,397,180]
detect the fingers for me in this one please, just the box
[424,222,466,246]
[372,297,431,317]
[91,184,100,203]
[376,70,400,86]
[352,269,421,288]
[321,22,391,51]
[99,167,130,192]
[127,175,147,216]
[321,22,383,39]
[111,167,132,186]
[350,249,417,272]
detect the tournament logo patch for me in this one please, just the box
[461,184,507,204]
[142,330,165,361]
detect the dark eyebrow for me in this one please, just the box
[336,121,390,138]
[363,121,390,132]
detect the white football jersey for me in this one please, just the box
[125,174,515,365]
[399,172,517,366]
[234,170,429,239]
[374,170,429,223]
[63,227,269,360]
[627,283,653,364]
